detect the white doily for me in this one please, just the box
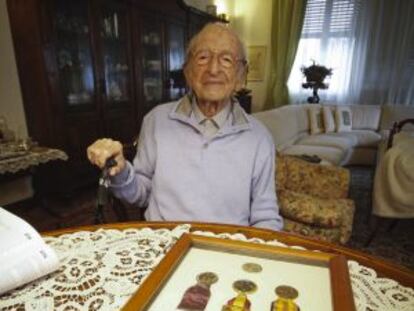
[0,225,412,311]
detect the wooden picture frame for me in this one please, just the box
[247,45,267,81]
[123,234,355,311]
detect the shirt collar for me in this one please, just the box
[171,94,250,129]
[191,96,232,129]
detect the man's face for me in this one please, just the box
[184,27,244,103]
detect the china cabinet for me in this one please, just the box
[7,0,224,195]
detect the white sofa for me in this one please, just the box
[253,104,414,166]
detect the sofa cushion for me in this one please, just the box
[282,144,345,166]
[327,130,382,148]
[254,107,301,150]
[335,106,352,132]
[308,107,324,134]
[296,134,356,151]
[322,106,335,132]
[351,105,381,130]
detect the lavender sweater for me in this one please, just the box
[110,96,283,230]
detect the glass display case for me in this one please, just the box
[167,23,186,100]
[141,16,163,107]
[100,5,131,105]
[54,0,94,108]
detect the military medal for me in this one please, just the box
[271,285,300,311]
[222,280,257,311]
[177,272,218,310]
[242,262,262,273]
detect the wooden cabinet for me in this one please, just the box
[7,0,224,195]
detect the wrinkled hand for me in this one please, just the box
[87,138,126,176]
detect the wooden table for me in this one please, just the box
[0,222,413,311]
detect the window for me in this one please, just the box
[288,0,361,103]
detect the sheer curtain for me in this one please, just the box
[288,0,414,106]
[355,0,414,106]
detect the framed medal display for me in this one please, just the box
[123,234,355,311]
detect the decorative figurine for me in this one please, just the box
[271,285,300,311]
[177,272,218,310]
[222,280,257,311]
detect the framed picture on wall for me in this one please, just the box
[247,45,267,81]
[123,234,355,311]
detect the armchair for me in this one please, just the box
[276,155,355,244]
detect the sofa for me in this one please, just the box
[254,104,414,166]
[276,154,355,244]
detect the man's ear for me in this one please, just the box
[183,62,192,89]
[235,64,248,91]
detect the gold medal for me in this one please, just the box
[223,280,256,310]
[275,285,299,299]
[272,285,300,311]
[196,272,219,286]
[232,279,258,294]
[242,262,262,273]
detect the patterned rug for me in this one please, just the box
[346,166,414,271]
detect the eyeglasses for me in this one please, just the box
[192,50,246,69]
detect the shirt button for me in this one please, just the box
[203,143,209,148]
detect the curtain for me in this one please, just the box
[266,0,307,109]
[288,0,414,106]
[355,0,414,106]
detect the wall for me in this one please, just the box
[0,0,27,138]
[231,0,273,112]
[0,1,33,205]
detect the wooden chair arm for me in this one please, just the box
[387,118,414,149]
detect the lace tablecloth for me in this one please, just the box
[0,146,68,174]
[0,225,412,311]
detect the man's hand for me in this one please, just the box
[87,138,126,176]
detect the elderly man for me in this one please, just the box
[87,23,283,230]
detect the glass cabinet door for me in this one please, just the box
[141,16,163,107]
[54,0,95,108]
[99,2,131,105]
[167,22,186,100]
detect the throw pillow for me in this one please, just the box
[335,106,352,132]
[308,107,324,134]
[322,106,335,133]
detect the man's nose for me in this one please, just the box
[206,55,220,74]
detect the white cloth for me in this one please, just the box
[373,132,414,218]
[0,225,412,311]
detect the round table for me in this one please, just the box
[0,222,413,311]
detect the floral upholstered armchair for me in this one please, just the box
[276,155,355,244]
